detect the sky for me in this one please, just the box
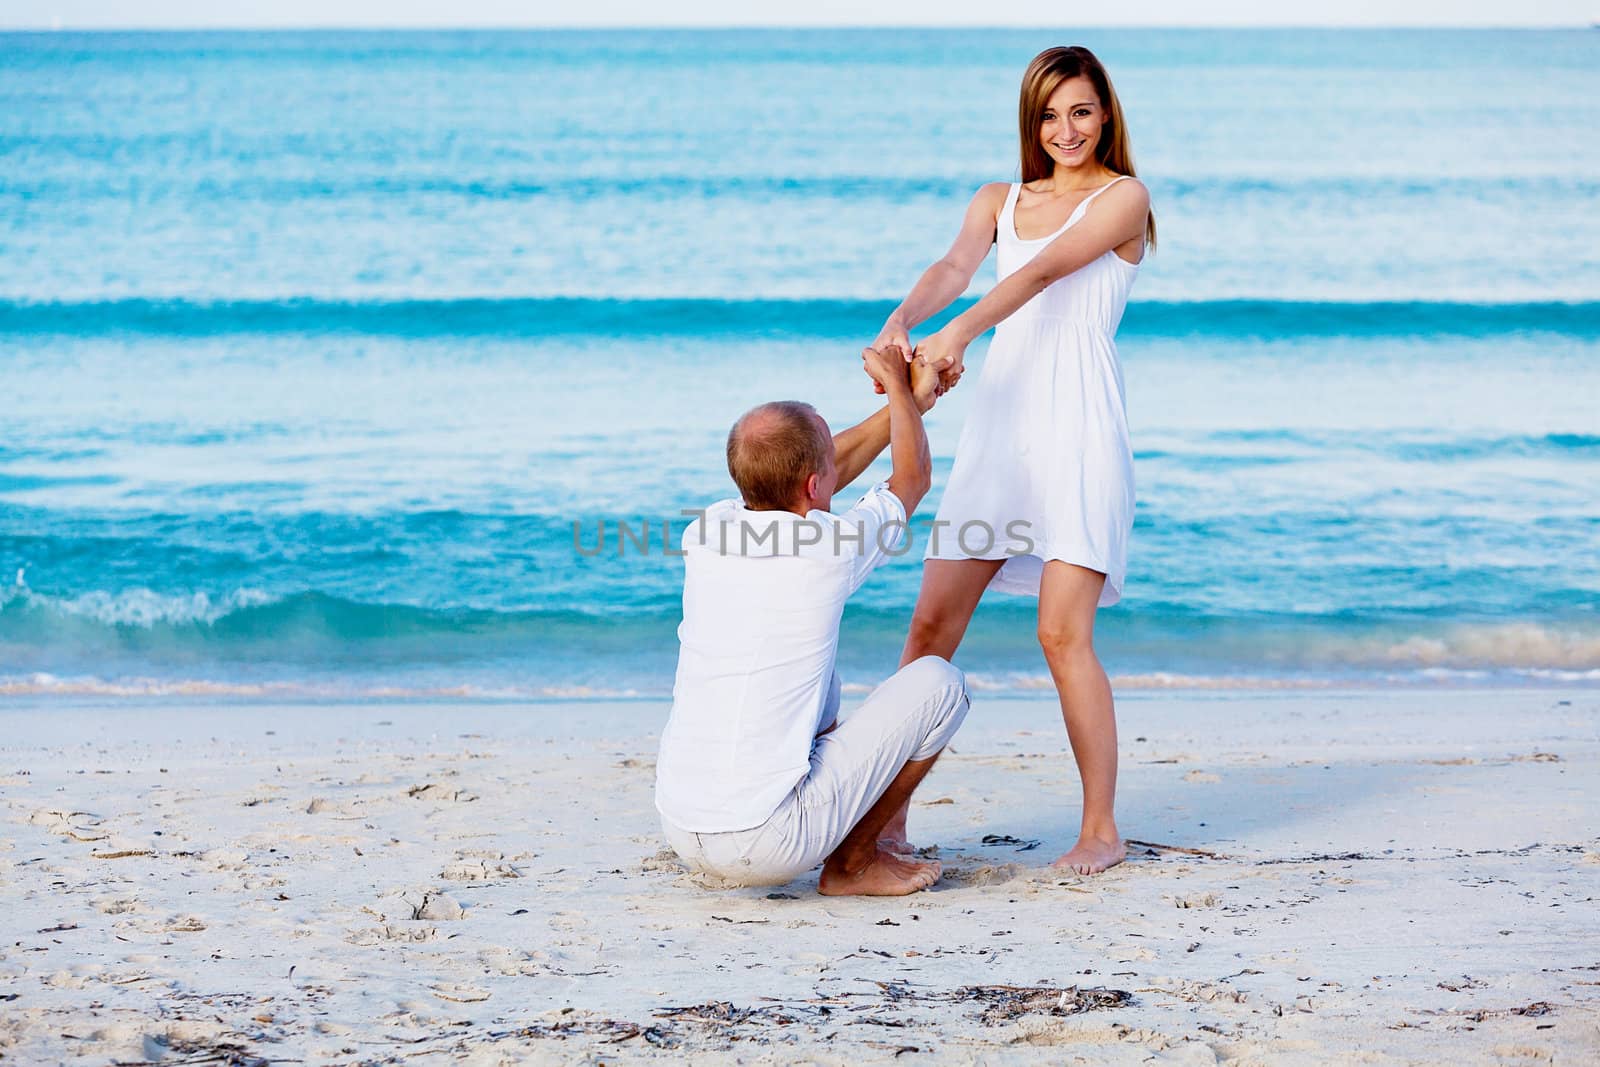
[5,1,1596,29]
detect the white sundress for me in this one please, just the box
[926,176,1141,607]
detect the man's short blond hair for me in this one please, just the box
[726,401,829,511]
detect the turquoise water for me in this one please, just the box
[2,29,1597,697]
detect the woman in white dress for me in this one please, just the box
[869,46,1156,874]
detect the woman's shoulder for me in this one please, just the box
[965,182,1013,224]
[972,181,1013,203]
[1101,174,1151,204]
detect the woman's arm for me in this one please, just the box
[871,182,1011,364]
[916,180,1150,376]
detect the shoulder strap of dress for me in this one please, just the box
[1000,182,1021,221]
[1079,175,1134,213]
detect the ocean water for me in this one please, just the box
[1,28,1597,699]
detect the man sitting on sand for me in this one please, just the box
[655,345,969,897]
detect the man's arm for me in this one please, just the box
[833,346,938,491]
[862,346,932,517]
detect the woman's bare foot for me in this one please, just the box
[1051,834,1126,875]
[878,833,917,856]
[818,848,942,896]
[878,803,913,856]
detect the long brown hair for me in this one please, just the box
[1018,46,1156,251]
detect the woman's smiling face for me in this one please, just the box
[1039,75,1107,172]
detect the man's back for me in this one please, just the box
[655,488,905,832]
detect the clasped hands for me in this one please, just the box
[862,325,968,402]
[859,343,939,414]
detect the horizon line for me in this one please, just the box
[2,22,1594,32]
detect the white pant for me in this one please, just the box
[661,655,969,887]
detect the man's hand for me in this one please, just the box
[909,356,941,414]
[866,320,914,395]
[862,343,913,396]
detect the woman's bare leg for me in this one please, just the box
[880,558,1003,852]
[1037,561,1125,875]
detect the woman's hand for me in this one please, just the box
[913,329,968,393]
[866,320,913,394]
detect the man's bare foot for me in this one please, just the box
[1051,834,1126,875]
[818,848,941,896]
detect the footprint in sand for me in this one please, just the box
[29,809,108,842]
[1182,770,1222,784]
[416,893,464,920]
[240,784,285,807]
[373,889,464,922]
[1103,943,1158,961]
[241,875,287,891]
[43,970,92,989]
[406,783,478,803]
[547,910,590,932]
[345,924,437,945]
[380,1003,454,1036]
[141,1020,237,1060]
[439,859,520,881]
[303,796,373,817]
[431,983,491,1003]
[783,952,835,977]
[94,896,140,915]
[201,848,250,870]
[1148,976,1246,1003]
[479,946,538,976]
[943,863,1024,888]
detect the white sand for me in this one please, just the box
[2,688,1597,1064]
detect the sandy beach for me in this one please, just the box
[0,687,1595,1064]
